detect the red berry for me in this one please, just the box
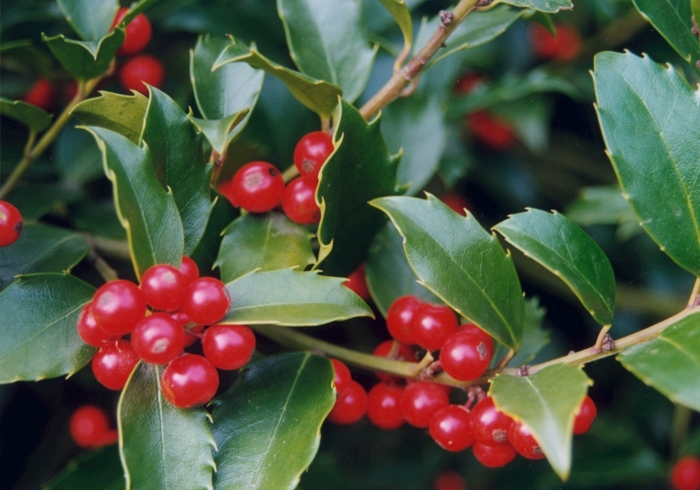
[471,396,513,446]
[112,8,152,56]
[282,176,321,225]
[509,421,545,460]
[672,456,700,490]
[440,193,470,216]
[0,200,23,247]
[140,264,187,311]
[230,161,284,213]
[331,358,352,397]
[182,277,231,326]
[161,354,219,408]
[453,73,484,95]
[530,23,582,62]
[433,471,466,490]
[466,110,516,151]
[440,329,493,382]
[179,256,199,285]
[472,442,517,468]
[367,383,404,430]
[118,55,164,96]
[293,131,334,181]
[429,405,474,452]
[202,324,255,370]
[573,395,597,435]
[386,295,424,345]
[22,78,55,111]
[91,340,140,390]
[412,303,458,351]
[328,380,367,425]
[76,302,117,347]
[344,263,370,301]
[69,405,115,449]
[372,340,414,384]
[132,313,185,365]
[92,280,147,336]
[400,381,449,428]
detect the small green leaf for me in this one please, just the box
[55,123,104,184]
[593,51,700,276]
[277,0,376,103]
[215,212,315,283]
[57,0,118,41]
[509,296,549,366]
[0,273,95,383]
[316,100,400,276]
[491,0,571,12]
[491,363,591,480]
[118,362,216,490]
[71,91,148,144]
[0,97,52,132]
[222,269,373,326]
[43,446,123,490]
[494,209,615,325]
[211,352,335,490]
[372,194,524,349]
[619,311,700,411]
[43,29,124,81]
[378,0,413,53]
[83,126,185,278]
[565,186,642,241]
[188,111,249,155]
[0,224,89,291]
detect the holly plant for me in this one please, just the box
[2,0,700,489]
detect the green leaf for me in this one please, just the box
[494,209,615,325]
[57,0,118,41]
[366,222,440,317]
[371,194,524,349]
[509,296,549,366]
[632,0,700,67]
[71,91,148,144]
[592,51,700,276]
[277,0,376,103]
[118,362,216,490]
[188,111,249,156]
[211,352,335,490]
[190,190,239,274]
[55,123,104,184]
[619,311,700,411]
[142,88,213,255]
[565,185,642,241]
[215,212,315,283]
[43,29,124,81]
[0,273,96,383]
[492,0,572,12]
[43,446,124,490]
[83,126,185,278]
[490,96,551,153]
[693,0,700,40]
[0,224,89,291]
[378,0,413,52]
[490,363,591,480]
[214,37,343,117]
[0,97,52,132]
[7,181,84,221]
[222,269,373,326]
[316,100,400,276]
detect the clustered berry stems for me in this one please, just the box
[359,0,482,121]
[281,164,300,184]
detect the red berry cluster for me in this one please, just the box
[0,200,23,247]
[77,256,255,408]
[69,405,118,449]
[672,456,700,490]
[530,23,582,63]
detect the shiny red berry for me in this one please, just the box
[132,313,185,365]
[112,8,152,56]
[331,358,352,397]
[530,23,582,62]
[328,380,367,425]
[22,78,55,111]
[179,256,199,285]
[433,470,467,490]
[119,55,164,96]
[202,324,255,370]
[91,340,140,390]
[466,110,516,151]
[0,200,23,247]
[92,280,147,336]
[412,303,458,351]
[386,295,424,345]
[182,277,231,326]
[76,302,117,347]
[471,396,513,446]
[440,329,493,382]
[344,263,370,301]
[293,131,334,181]
[472,441,517,468]
[367,383,404,430]
[509,421,545,460]
[672,456,700,490]
[161,354,219,408]
[573,395,597,435]
[230,161,284,213]
[400,381,450,428]
[282,176,320,225]
[372,340,414,384]
[429,405,474,452]
[69,405,116,448]
[440,193,470,216]
[140,264,187,311]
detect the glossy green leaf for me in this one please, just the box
[215,212,315,283]
[188,111,249,156]
[71,91,148,144]
[693,0,700,40]
[190,191,239,274]
[118,362,216,490]
[71,199,126,239]
[491,363,591,480]
[57,0,118,41]
[222,269,373,326]
[593,51,700,276]
[509,296,549,366]
[366,222,440,316]
[378,0,413,52]
[316,100,400,277]
[142,87,213,255]
[0,273,95,383]
[0,224,89,291]
[632,0,700,67]
[372,194,524,349]
[6,181,84,221]
[214,38,342,117]
[565,185,642,241]
[117,0,157,25]
[55,123,103,184]
[83,126,184,278]
[211,352,335,490]
[494,209,615,325]
[43,446,123,490]
[492,0,571,12]
[277,0,376,103]
[43,29,124,81]
[0,97,52,132]
[619,311,700,411]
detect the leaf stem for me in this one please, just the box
[282,165,299,183]
[86,234,131,260]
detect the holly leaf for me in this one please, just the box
[211,352,335,490]
[378,0,413,54]
[214,37,342,117]
[0,97,52,132]
[55,123,104,184]
[593,51,700,276]
[0,273,95,383]
[491,363,591,480]
[71,91,149,144]
[56,0,118,41]
[619,310,700,411]
[222,269,373,326]
[277,0,376,103]
[6,181,84,221]
[118,362,216,489]
[509,296,549,366]
[316,100,400,277]
[565,185,642,241]
[43,446,123,490]
[694,0,700,43]
[215,212,315,283]
[0,224,89,291]
[188,111,249,156]
[190,190,239,274]
[83,126,185,278]
[372,194,524,349]
[492,0,572,12]
[494,209,615,325]
[43,28,124,81]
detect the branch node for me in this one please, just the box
[439,10,454,26]
[476,0,492,6]
[601,334,615,352]
[519,365,530,377]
